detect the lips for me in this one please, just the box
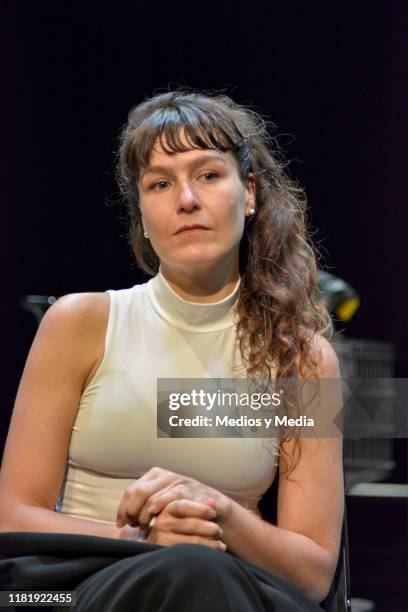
[175,225,209,235]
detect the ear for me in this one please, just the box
[245,172,256,215]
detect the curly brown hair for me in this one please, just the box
[116,89,333,476]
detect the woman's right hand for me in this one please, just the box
[143,499,227,551]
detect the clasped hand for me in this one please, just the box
[116,467,230,551]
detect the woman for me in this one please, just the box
[0,90,344,611]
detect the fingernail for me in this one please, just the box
[218,542,227,551]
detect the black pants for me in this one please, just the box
[0,532,323,612]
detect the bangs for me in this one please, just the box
[126,104,246,177]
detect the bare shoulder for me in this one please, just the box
[296,333,340,379]
[43,291,110,328]
[310,334,340,378]
[39,292,110,347]
[34,292,111,385]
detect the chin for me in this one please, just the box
[171,247,227,264]
[167,253,230,270]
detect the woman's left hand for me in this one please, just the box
[116,466,230,530]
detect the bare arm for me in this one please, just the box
[0,292,129,540]
[0,293,221,547]
[216,337,344,603]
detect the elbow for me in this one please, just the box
[0,499,40,533]
[305,552,338,604]
[0,513,14,534]
[0,502,18,533]
[0,500,10,531]
[306,581,332,606]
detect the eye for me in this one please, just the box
[200,171,219,182]
[150,180,170,191]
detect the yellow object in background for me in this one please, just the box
[335,298,361,322]
[318,271,360,323]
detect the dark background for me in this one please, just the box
[1,2,407,610]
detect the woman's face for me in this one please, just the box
[138,134,255,275]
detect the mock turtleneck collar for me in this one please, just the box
[147,266,241,332]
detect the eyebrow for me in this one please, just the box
[140,154,229,179]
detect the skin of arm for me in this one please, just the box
[0,293,123,539]
[0,294,222,548]
[210,337,344,604]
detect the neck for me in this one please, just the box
[159,259,240,304]
[148,268,241,333]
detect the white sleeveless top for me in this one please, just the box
[57,267,280,524]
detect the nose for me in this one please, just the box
[177,179,201,212]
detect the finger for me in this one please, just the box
[139,485,217,527]
[116,474,178,527]
[116,473,183,528]
[149,531,227,551]
[202,498,217,511]
[143,484,216,525]
[177,535,227,551]
[138,486,187,528]
[177,534,227,551]
[165,499,218,520]
[164,516,224,539]
[152,509,223,539]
